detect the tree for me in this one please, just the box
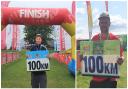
[121,35,127,51]
[24,25,54,46]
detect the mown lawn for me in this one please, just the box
[1,50,75,88]
[77,51,127,88]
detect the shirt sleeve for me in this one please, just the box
[120,45,124,57]
[91,34,99,41]
[30,44,35,51]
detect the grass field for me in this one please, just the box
[77,51,127,88]
[1,50,75,88]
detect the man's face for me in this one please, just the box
[99,17,110,32]
[35,37,42,44]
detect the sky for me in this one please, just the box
[76,1,127,40]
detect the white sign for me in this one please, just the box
[81,55,120,77]
[26,51,50,71]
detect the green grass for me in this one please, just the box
[1,50,75,88]
[77,51,127,88]
[47,59,75,88]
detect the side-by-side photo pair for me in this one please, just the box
[1,1,127,88]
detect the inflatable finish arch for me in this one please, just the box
[1,7,76,60]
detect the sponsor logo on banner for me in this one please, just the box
[80,40,120,77]
[26,50,50,71]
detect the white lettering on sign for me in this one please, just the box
[19,9,49,19]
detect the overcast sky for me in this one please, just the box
[76,1,127,40]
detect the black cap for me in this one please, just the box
[98,12,110,20]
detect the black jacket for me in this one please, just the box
[30,44,47,51]
[30,44,47,74]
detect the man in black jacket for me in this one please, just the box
[30,34,47,88]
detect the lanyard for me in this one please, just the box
[99,33,109,40]
[36,44,41,50]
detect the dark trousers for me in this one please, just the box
[89,80,117,88]
[31,72,47,88]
